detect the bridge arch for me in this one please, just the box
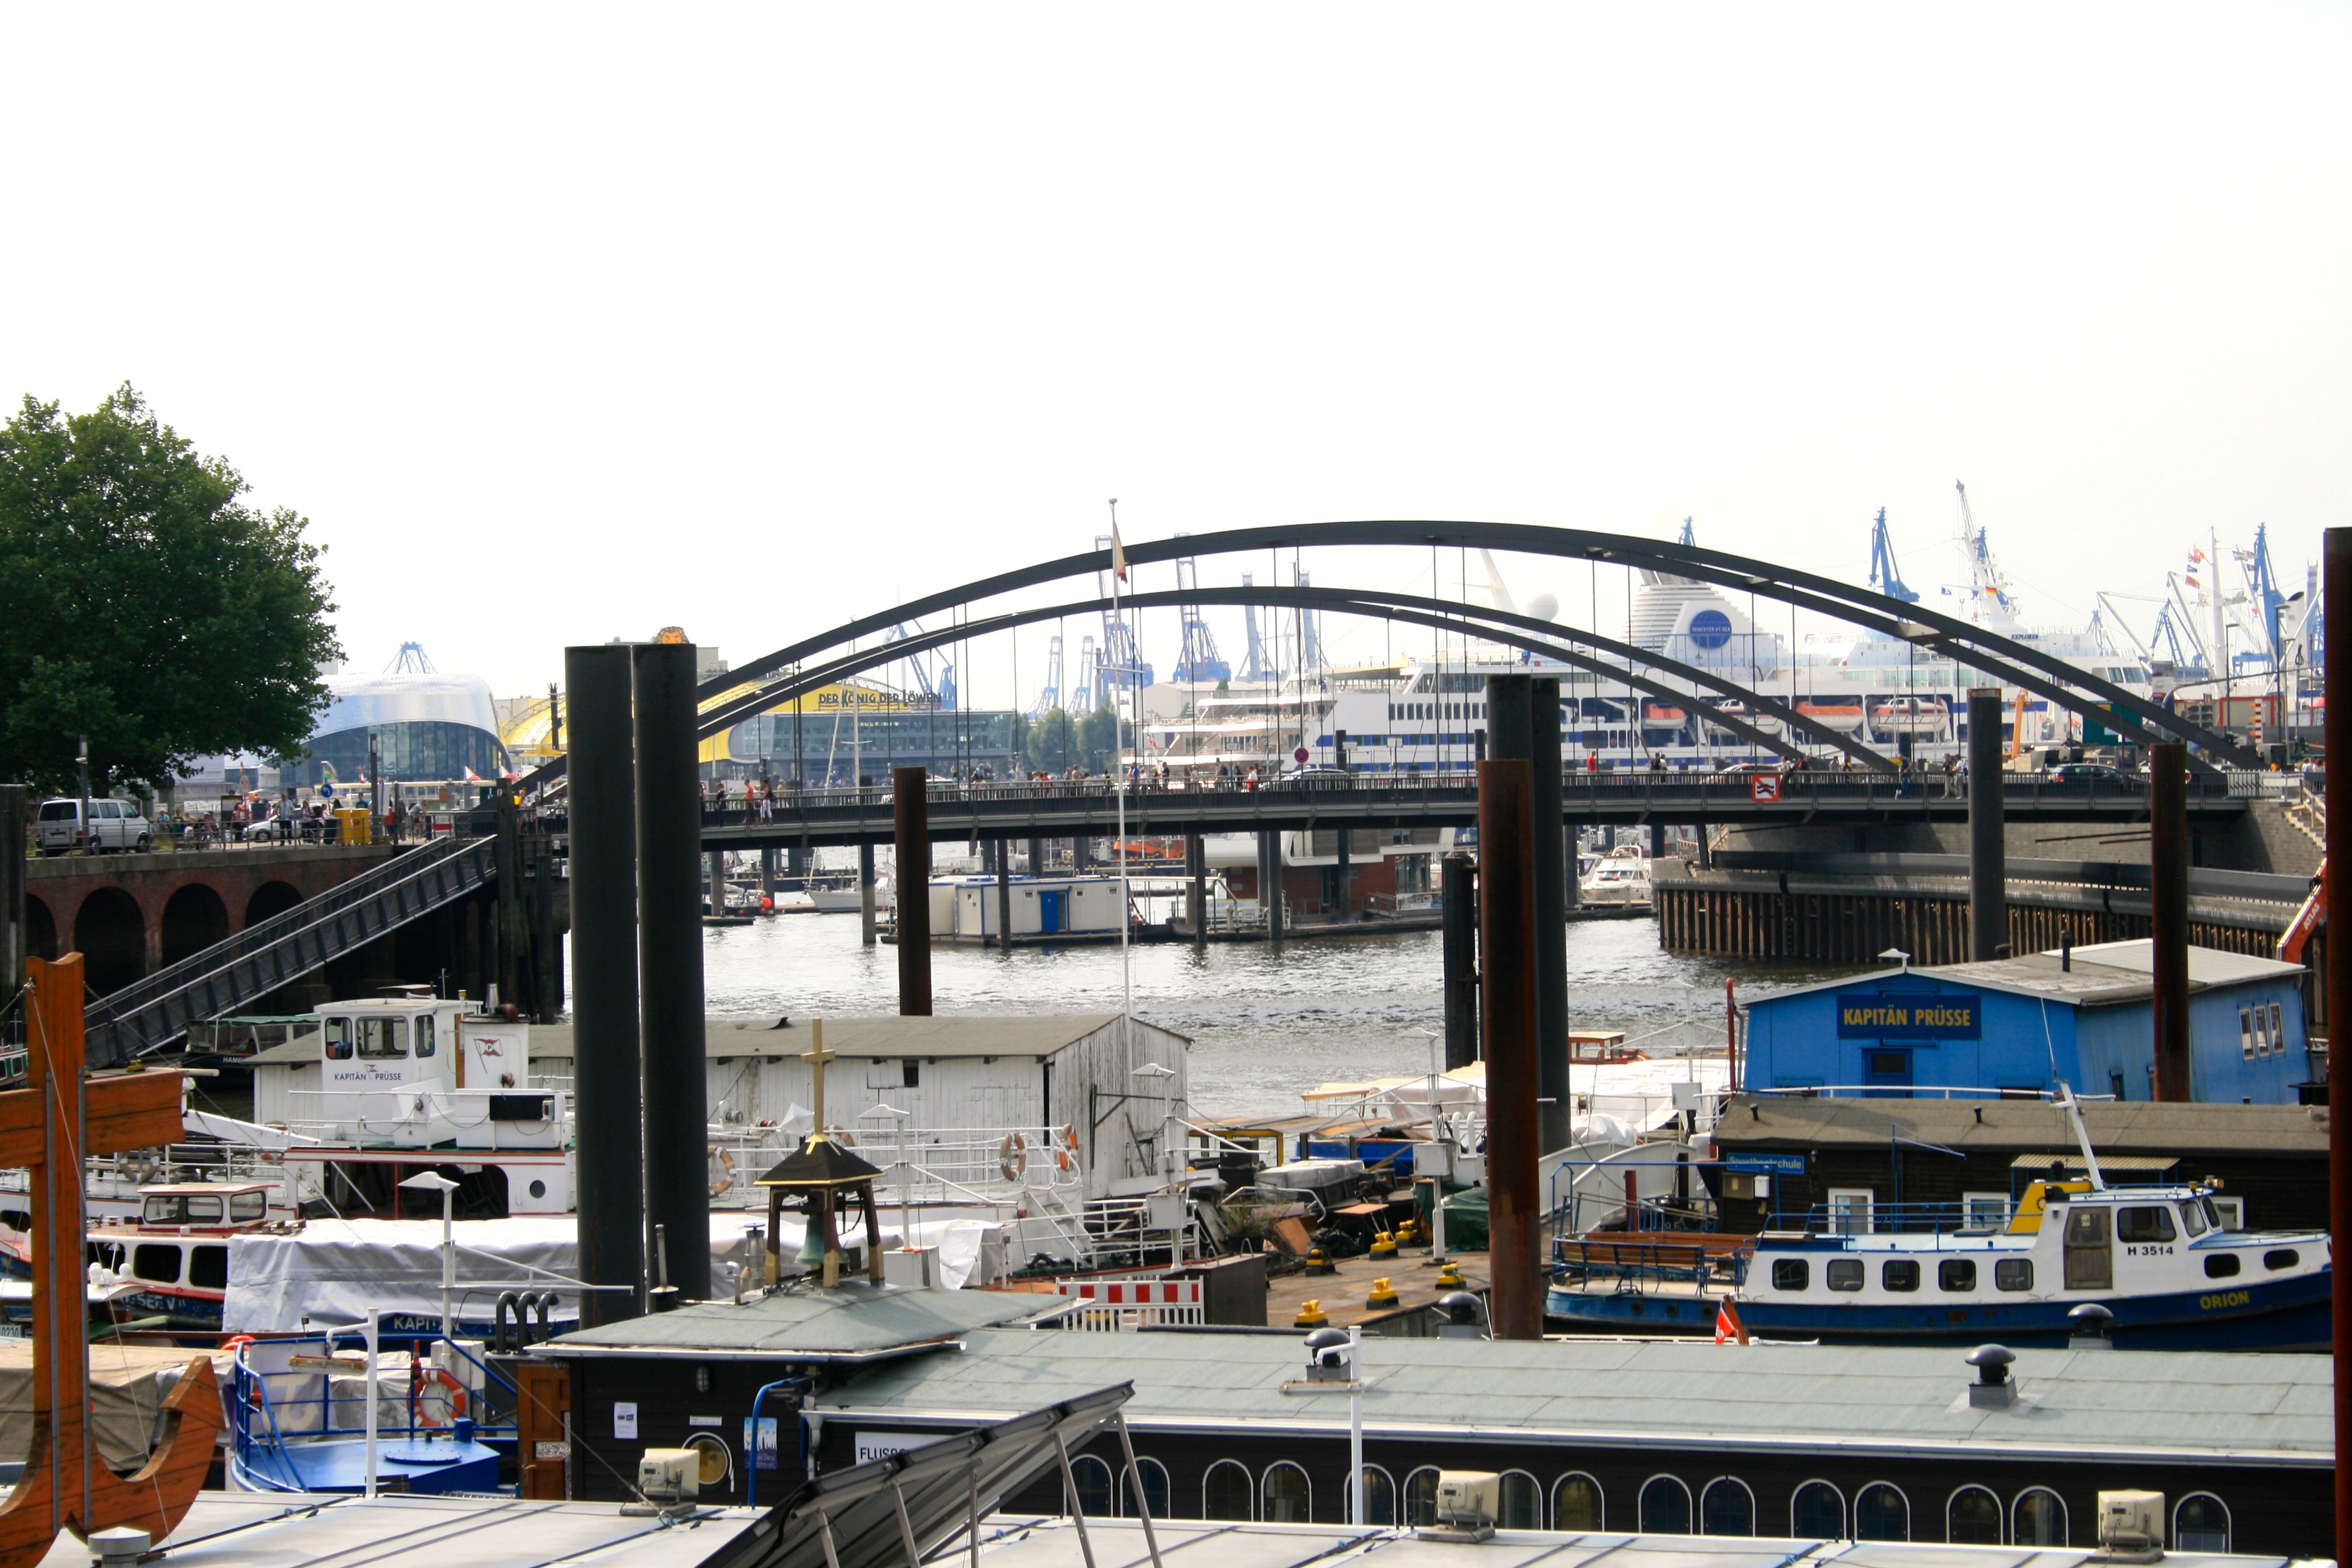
[706,521,2249,766]
[74,887,146,995]
[160,883,232,966]
[24,895,57,962]
[246,880,304,927]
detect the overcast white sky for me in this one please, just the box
[4,5,2345,710]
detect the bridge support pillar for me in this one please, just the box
[1334,828,1350,919]
[1186,833,1206,947]
[1488,675,1570,1156]
[636,640,711,1302]
[1478,756,1541,1341]
[1259,829,1284,942]
[1442,851,1478,1071]
[995,840,1013,950]
[760,848,777,901]
[893,766,933,1014]
[2151,742,2192,1102]
[1967,687,2006,961]
[1028,837,1046,877]
[858,843,877,946]
[564,642,644,1325]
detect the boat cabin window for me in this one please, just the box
[142,1193,226,1225]
[1825,1258,1863,1292]
[2203,1253,2241,1279]
[2264,1249,2300,1270]
[2116,1206,2176,1244]
[415,1015,436,1059]
[230,1191,266,1223]
[1994,1258,2033,1291]
[189,1245,228,1290]
[2180,1201,2210,1238]
[2209,1197,2243,1230]
[1938,1259,1976,1292]
[1771,1258,1808,1292]
[356,1018,407,1059]
[324,1018,353,1060]
[1881,1259,1920,1292]
[131,1244,182,1284]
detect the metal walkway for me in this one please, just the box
[83,835,498,1069]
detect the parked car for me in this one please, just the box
[34,797,152,855]
[2048,762,2140,787]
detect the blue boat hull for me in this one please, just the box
[1548,1269,2331,1350]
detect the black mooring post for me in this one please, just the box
[1478,757,1541,1341]
[1261,828,1284,941]
[858,841,877,946]
[1967,687,2006,961]
[2324,523,2351,1568]
[995,839,1013,949]
[1529,676,1568,1157]
[2150,741,2192,1104]
[894,766,933,1014]
[1441,851,1478,1071]
[634,641,711,1301]
[564,644,644,1324]
[1187,832,1207,947]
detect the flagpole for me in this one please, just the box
[1111,501,1132,1055]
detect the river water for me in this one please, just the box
[698,913,1861,1119]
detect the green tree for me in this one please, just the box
[1078,705,1120,773]
[1022,708,1078,774]
[0,386,341,792]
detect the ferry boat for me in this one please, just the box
[75,1181,290,1332]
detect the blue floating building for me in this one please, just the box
[1741,939,2312,1104]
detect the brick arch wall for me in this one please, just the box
[25,842,400,972]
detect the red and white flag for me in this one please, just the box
[1714,1298,1750,1345]
[1111,520,1129,582]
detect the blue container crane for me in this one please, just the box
[1868,508,1919,605]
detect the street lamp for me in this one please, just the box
[399,1171,461,1340]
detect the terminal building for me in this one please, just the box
[1739,939,2313,1103]
[289,663,511,788]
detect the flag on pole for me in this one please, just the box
[1110,517,1128,582]
[318,761,338,783]
[1714,1297,1749,1345]
[463,766,483,782]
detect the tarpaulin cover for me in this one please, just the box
[0,1342,230,1470]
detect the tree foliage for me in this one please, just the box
[0,386,341,792]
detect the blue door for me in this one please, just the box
[1038,890,1062,935]
[1863,1048,1913,1098]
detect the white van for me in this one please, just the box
[34,797,152,855]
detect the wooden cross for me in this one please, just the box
[800,1019,835,1140]
[0,955,221,1565]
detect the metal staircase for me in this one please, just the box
[82,835,500,1069]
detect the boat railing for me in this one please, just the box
[229,1330,515,1494]
[1549,1231,1751,1292]
[705,1122,1090,1211]
[1772,1200,2011,1237]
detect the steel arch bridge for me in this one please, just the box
[670,520,2246,773]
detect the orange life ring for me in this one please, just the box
[708,1146,736,1197]
[410,1366,469,1428]
[998,1133,1028,1183]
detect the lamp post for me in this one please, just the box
[399,1171,461,1341]
[1407,1028,1449,1263]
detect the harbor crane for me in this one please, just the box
[1867,508,1919,604]
[1092,534,1153,705]
[881,620,956,708]
[1028,634,1064,720]
[1239,573,1275,682]
[1070,636,1099,717]
[1170,540,1231,684]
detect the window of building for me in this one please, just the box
[131,1244,182,1284]
[1994,1258,2034,1292]
[1938,1259,1976,1292]
[1403,1468,1442,1529]
[901,1060,920,1088]
[2204,1253,2242,1279]
[188,1245,228,1291]
[1067,1455,1114,1517]
[1827,1189,1874,1234]
[1826,1259,1863,1292]
[1772,1258,1809,1292]
[1947,1486,2002,1544]
[2254,1005,2272,1056]
[414,1015,435,1059]
[1882,1259,1920,1292]
[1262,1462,1310,1524]
[1855,1483,1910,1541]
[2240,1008,2256,1059]
[1354,1466,1394,1527]
[356,1018,405,1059]
[1700,1478,1755,1536]
[2117,1206,2176,1244]
[2174,1494,2229,1552]
[1203,1460,1252,1521]
[1487,1472,1538,1530]
[1120,1457,1170,1519]
[1791,1481,1845,1539]
[1552,1473,1604,1531]
[2270,1002,2285,1058]
[1961,1192,2010,1229]
[2013,1488,2068,1546]
[1638,1476,1691,1535]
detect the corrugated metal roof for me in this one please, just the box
[540,1279,1057,1358]
[1753,942,2302,1012]
[810,1330,2330,1464]
[1713,1096,2331,1155]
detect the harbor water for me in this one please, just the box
[697,913,1862,1119]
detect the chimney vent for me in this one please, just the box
[1965,1344,2017,1409]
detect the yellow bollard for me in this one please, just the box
[1435,1260,1465,1289]
[1366,1276,1399,1308]
[1294,1299,1328,1328]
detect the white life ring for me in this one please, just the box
[999,1132,1028,1183]
[708,1146,736,1197]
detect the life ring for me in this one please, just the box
[1055,1124,1079,1171]
[999,1133,1028,1183]
[410,1366,469,1428]
[708,1146,736,1197]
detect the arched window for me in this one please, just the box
[2174,1494,2230,1553]
[1203,1460,1253,1521]
[1855,1483,1910,1541]
[1791,1480,1846,1539]
[1356,1466,1396,1527]
[1067,1455,1114,1517]
[1498,1472,1541,1530]
[1552,1473,1604,1532]
[1403,1468,1442,1529]
[1639,1475,1694,1534]
[1262,1461,1312,1524]
[2013,1488,2068,1547]
[1120,1457,1171,1520]
[1700,1478,1756,1536]
[1947,1486,2002,1544]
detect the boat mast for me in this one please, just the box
[2053,1080,2107,1191]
